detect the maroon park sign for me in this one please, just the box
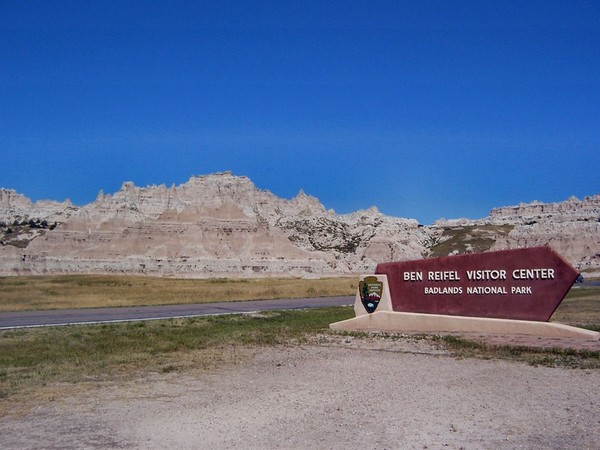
[375,247,580,321]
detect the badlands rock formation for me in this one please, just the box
[487,196,600,274]
[0,172,428,277]
[1,172,599,277]
[432,195,600,275]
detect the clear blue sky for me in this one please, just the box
[1,1,599,224]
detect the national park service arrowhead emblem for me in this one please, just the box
[359,276,383,314]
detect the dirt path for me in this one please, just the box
[2,337,599,449]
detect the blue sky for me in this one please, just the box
[1,1,599,224]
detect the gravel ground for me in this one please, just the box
[2,336,599,450]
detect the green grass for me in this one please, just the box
[0,306,354,401]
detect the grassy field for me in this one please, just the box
[551,284,600,330]
[0,277,599,404]
[0,307,355,402]
[0,275,357,312]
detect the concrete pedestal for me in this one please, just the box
[331,272,599,340]
[330,310,600,340]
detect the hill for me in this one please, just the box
[1,172,598,277]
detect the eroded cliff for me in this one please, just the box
[1,172,598,277]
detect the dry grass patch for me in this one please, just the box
[552,284,600,331]
[429,225,514,256]
[0,275,357,312]
[437,334,600,369]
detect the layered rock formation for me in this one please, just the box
[432,195,600,275]
[0,172,428,277]
[1,172,598,277]
[487,196,600,274]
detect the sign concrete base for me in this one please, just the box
[330,311,600,340]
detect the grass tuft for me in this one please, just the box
[435,335,600,369]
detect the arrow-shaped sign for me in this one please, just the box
[375,247,580,321]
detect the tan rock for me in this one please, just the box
[1,174,598,277]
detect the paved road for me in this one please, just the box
[0,296,355,329]
[2,279,593,330]
[576,280,600,287]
